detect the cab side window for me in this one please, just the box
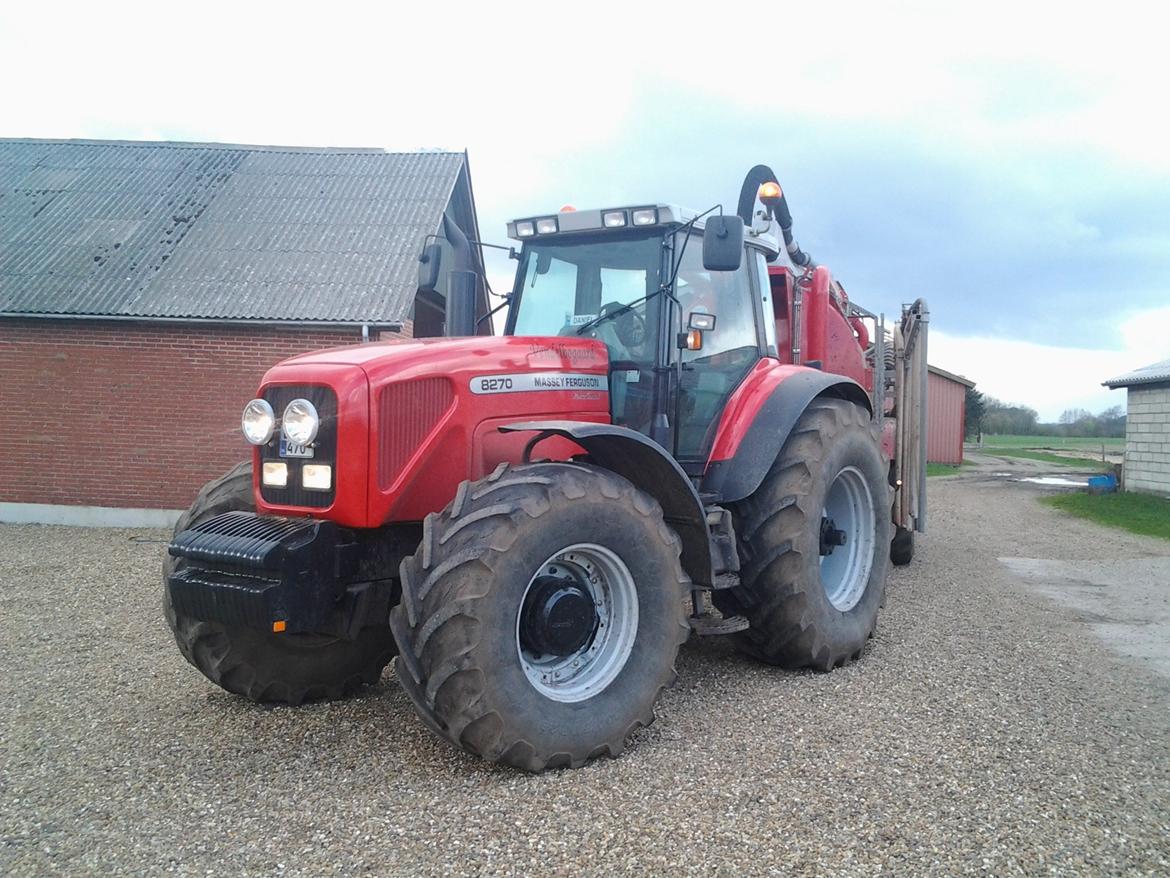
[674,242,761,458]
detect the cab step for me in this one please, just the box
[710,572,740,590]
[688,612,750,636]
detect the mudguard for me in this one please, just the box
[701,363,872,503]
[500,421,712,587]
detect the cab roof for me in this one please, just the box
[507,204,780,257]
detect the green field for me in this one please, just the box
[978,434,1124,451]
[978,448,1110,471]
[969,434,1119,471]
[1041,492,1170,541]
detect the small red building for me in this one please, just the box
[926,365,975,465]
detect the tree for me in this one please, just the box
[964,387,986,440]
[981,397,1039,436]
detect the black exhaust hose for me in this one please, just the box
[441,214,480,336]
[736,164,813,267]
[442,213,473,272]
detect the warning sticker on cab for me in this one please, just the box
[470,372,609,395]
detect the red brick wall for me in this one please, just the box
[0,318,411,510]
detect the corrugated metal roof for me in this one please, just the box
[927,364,976,388]
[0,138,467,323]
[1103,358,1170,389]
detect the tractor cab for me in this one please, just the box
[503,205,782,466]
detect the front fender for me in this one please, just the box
[500,421,712,587]
[702,362,872,503]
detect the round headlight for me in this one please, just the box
[241,398,275,445]
[282,398,319,445]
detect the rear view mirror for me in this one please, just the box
[417,241,442,295]
[702,215,744,272]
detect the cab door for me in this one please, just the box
[672,243,767,461]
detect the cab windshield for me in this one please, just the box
[507,227,763,457]
[508,232,665,363]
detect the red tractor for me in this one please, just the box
[164,165,928,771]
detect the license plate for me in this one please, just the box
[279,438,314,458]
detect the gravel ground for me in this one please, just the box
[2,460,1169,876]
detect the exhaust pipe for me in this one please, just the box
[441,215,479,337]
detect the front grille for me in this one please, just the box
[260,384,337,508]
[378,377,454,490]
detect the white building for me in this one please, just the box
[1104,359,1170,497]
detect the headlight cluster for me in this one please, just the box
[241,399,276,445]
[281,398,319,445]
[514,216,559,237]
[241,397,320,446]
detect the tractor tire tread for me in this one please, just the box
[718,398,889,671]
[390,462,689,772]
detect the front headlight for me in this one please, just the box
[241,398,275,445]
[282,398,319,445]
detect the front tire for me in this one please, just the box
[163,461,395,705]
[390,462,690,771]
[718,399,891,670]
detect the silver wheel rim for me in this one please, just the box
[820,466,876,612]
[516,543,638,703]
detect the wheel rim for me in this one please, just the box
[516,543,638,703]
[819,466,876,612]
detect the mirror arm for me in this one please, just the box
[469,239,520,261]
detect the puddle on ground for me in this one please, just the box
[999,557,1170,680]
[1016,476,1087,487]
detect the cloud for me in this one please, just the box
[2,0,1166,415]
[932,304,1169,421]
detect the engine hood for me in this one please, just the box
[258,334,613,528]
[278,335,610,384]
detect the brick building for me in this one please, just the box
[1104,359,1170,497]
[1,138,485,524]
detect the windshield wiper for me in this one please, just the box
[574,287,667,335]
[574,204,721,337]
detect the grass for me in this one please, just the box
[979,447,1110,471]
[927,462,964,477]
[981,434,1125,451]
[1041,491,1170,541]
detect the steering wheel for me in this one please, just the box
[600,300,646,349]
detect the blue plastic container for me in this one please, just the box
[1087,473,1118,494]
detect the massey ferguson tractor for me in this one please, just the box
[163,165,928,771]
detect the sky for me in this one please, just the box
[3,0,1167,420]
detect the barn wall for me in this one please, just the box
[927,371,967,465]
[0,318,410,511]
[1124,383,1170,496]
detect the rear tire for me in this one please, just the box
[717,399,890,670]
[390,462,690,771]
[163,462,395,705]
[890,525,915,566]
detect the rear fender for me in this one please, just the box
[702,362,872,503]
[500,421,712,587]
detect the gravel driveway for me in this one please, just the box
[2,460,1169,876]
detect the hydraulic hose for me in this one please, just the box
[737,164,815,267]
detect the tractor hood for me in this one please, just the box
[278,335,610,383]
[256,334,613,527]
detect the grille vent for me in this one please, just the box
[378,377,455,489]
